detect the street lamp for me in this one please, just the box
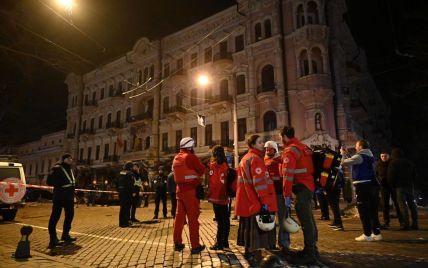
[196,74,239,168]
[57,0,73,14]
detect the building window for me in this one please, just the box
[205,124,213,146]
[117,81,123,93]
[220,79,228,98]
[219,41,228,57]
[150,64,155,80]
[29,164,32,176]
[255,22,262,41]
[162,133,168,152]
[191,127,197,147]
[104,144,109,159]
[126,107,131,122]
[235,34,244,52]
[92,91,97,102]
[116,110,121,124]
[236,74,246,95]
[84,94,88,105]
[107,113,112,128]
[261,65,275,91]
[90,118,95,131]
[96,145,100,160]
[139,70,143,84]
[109,85,114,97]
[124,140,127,152]
[263,111,277,132]
[82,120,87,131]
[98,116,103,129]
[175,130,182,150]
[100,88,104,99]
[204,47,212,63]
[190,53,198,68]
[176,58,183,74]
[221,121,229,147]
[311,47,323,74]
[264,19,272,38]
[299,50,310,76]
[176,91,183,107]
[163,97,169,113]
[307,1,320,24]
[296,4,305,28]
[87,147,92,161]
[144,67,149,82]
[73,123,76,135]
[163,63,170,78]
[205,87,212,102]
[79,148,84,161]
[190,89,197,106]
[145,136,150,149]
[238,118,247,141]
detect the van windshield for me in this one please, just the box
[0,167,21,180]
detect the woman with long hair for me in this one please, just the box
[208,145,231,250]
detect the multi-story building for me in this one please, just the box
[12,0,390,183]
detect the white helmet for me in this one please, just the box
[264,141,278,152]
[180,137,195,149]
[256,213,276,232]
[281,212,300,233]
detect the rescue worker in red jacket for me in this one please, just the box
[208,145,232,250]
[236,134,277,263]
[172,137,206,254]
[281,126,318,265]
[264,140,290,251]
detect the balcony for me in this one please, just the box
[163,146,179,155]
[76,159,93,166]
[80,129,96,135]
[103,155,119,163]
[106,121,124,129]
[212,139,234,148]
[209,94,233,111]
[129,112,153,125]
[257,83,277,94]
[164,105,186,119]
[110,90,124,99]
[84,100,97,107]
[66,133,75,139]
[212,52,233,68]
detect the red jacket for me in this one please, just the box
[264,155,283,195]
[282,137,315,197]
[235,148,277,217]
[172,149,206,193]
[208,162,229,205]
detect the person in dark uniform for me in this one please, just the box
[130,163,142,223]
[141,167,150,207]
[152,166,168,219]
[47,153,77,248]
[167,168,177,218]
[118,162,135,227]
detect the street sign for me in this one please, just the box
[0,178,26,204]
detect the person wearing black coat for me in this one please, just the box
[130,163,142,223]
[387,148,419,230]
[152,167,168,219]
[46,153,77,248]
[376,152,402,228]
[167,169,177,218]
[118,162,135,227]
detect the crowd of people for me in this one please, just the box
[45,126,420,266]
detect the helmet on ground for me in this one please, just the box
[264,141,278,152]
[180,137,195,149]
[256,213,276,232]
[260,254,283,268]
[281,214,300,233]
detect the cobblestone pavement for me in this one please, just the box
[0,200,427,267]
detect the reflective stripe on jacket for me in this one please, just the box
[172,149,206,193]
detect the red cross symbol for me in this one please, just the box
[5,184,18,197]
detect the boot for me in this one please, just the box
[48,236,60,249]
[292,246,318,265]
[61,234,77,244]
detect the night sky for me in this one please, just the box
[1,0,427,168]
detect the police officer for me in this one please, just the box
[280,127,318,265]
[47,153,77,248]
[130,163,142,223]
[152,166,168,219]
[167,168,177,218]
[118,162,135,228]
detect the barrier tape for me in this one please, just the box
[0,181,159,195]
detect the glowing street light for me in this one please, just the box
[197,74,210,87]
[58,0,73,15]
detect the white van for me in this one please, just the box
[0,159,26,221]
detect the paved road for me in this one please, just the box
[0,201,427,267]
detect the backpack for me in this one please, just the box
[312,148,342,190]
[226,167,237,197]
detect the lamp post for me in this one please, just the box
[197,74,239,168]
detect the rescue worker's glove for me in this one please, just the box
[285,197,292,208]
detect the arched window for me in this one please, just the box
[138,70,143,84]
[264,19,272,38]
[126,107,131,122]
[296,4,305,28]
[220,79,228,98]
[261,65,275,92]
[236,74,246,95]
[190,88,197,106]
[205,87,212,102]
[263,111,277,132]
[145,136,150,149]
[311,47,323,74]
[163,96,169,113]
[307,1,320,24]
[255,23,262,41]
[109,85,114,97]
[299,50,310,76]
[176,90,183,107]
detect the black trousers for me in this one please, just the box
[317,190,329,219]
[154,192,167,217]
[293,184,318,249]
[326,187,342,225]
[119,193,132,226]
[355,183,381,236]
[380,184,402,225]
[396,187,418,228]
[48,199,74,239]
[130,193,140,220]
[213,203,230,247]
[170,193,177,217]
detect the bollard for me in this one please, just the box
[14,226,33,259]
